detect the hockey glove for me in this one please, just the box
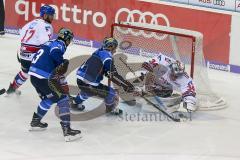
[142,62,153,72]
[48,60,70,97]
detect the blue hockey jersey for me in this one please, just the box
[77,48,112,86]
[28,39,66,79]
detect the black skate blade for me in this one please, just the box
[29,127,47,131]
[0,88,6,95]
[64,134,82,142]
[4,90,21,97]
[70,106,85,112]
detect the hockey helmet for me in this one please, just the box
[170,60,185,76]
[40,5,55,17]
[102,37,118,50]
[57,28,74,45]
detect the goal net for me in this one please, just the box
[111,23,227,111]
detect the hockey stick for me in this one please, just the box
[118,57,182,122]
[141,95,180,122]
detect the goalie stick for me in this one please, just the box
[118,57,183,122]
[141,94,181,122]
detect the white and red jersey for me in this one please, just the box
[146,54,196,104]
[19,19,53,61]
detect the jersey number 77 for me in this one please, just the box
[21,29,36,43]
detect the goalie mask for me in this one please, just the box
[170,61,185,76]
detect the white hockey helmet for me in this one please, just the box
[170,60,185,76]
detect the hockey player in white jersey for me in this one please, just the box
[142,54,197,112]
[6,5,55,94]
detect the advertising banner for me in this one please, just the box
[162,0,240,12]
[166,0,189,4]
[236,0,240,12]
[189,0,236,11]
[4,0,231,65]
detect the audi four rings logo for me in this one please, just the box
[114,8,170,40]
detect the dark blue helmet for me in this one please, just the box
[102,37,118,50]
[40,5,55,17]
[57,28,74,44]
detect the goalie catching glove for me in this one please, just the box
[48,59,70,97]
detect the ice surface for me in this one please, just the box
[0,34,240,160]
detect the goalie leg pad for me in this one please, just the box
[183,96,198,112]
[148,93,182,113]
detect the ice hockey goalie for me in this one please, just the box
[142,54,197,112]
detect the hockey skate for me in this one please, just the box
[106,107,123,115]
[0,31,4,36]
[70,101,85,111]
[29,112,48,131]
[6,83,21,95]
[60,122,81,142]
[0,88,6,95]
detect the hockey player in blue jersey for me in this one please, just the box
[72,37,135,114]
[28,28,81,142]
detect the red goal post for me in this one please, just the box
[110,22,227,110]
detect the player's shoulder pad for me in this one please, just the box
[98,49,112,64]
[36,19,52,31]
[50,41,65,53]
